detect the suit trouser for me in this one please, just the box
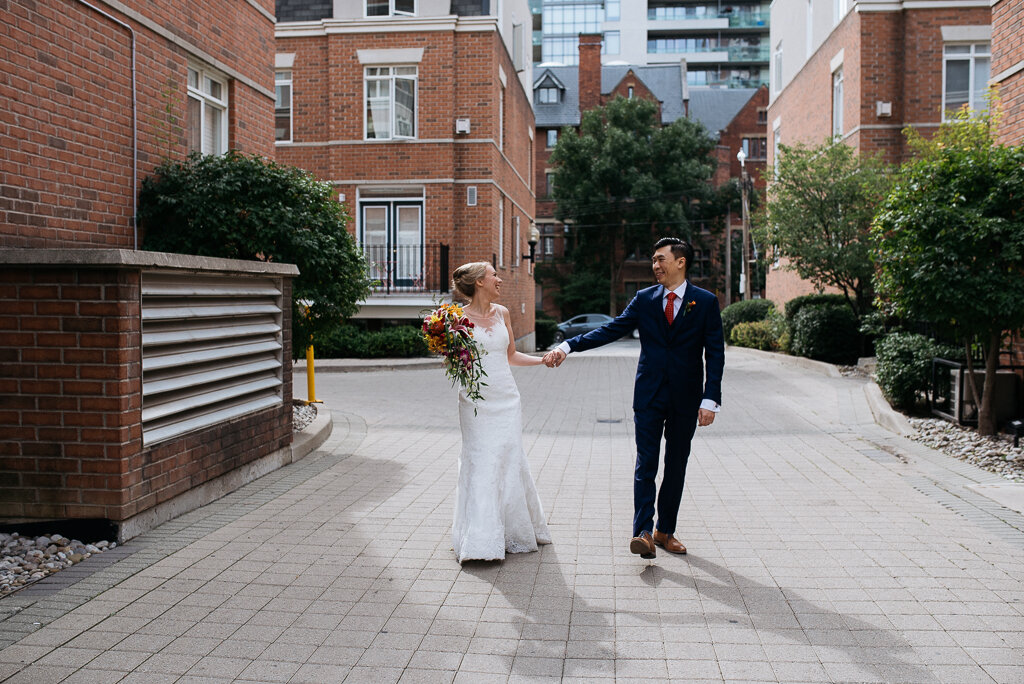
[632,382,700,537]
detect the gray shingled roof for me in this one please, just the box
[533,64,756,139]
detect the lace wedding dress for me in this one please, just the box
[452,311,551,563]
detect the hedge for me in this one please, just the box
[790,304,860,364]
[535,317,559,350]
[875,333,960,410]
[316,325,428,358]
[730,320,777,351]
[784,293,850,323]
[721,299,775,342]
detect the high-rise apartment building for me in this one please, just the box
[531,0,769,88]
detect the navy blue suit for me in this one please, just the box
[566,282,725,537]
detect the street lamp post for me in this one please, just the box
[737,148,752,301]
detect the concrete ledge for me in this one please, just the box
[863,381,914,436]
[0,248,299,276]
[116,443,294,542]
[726,346,842,377]
[291,405,333,462]
[295,357,442,373]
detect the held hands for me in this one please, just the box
[542,349,566,368]
[697,408,715,427]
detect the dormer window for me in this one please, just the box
[366,0,414,16]
[537,87,560,104]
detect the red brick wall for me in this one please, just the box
[276,23,536,340]
[993,0,1024,145]
[0,266,292,527]
[1,0,275,250]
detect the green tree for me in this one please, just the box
[139,152,371,348]
[549,97,724,314]
[872,111,1024,435]
[756,138,891,317]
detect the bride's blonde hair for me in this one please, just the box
[451,262,490,303]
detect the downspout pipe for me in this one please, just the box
[73,0,138,250]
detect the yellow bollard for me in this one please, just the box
[305,342,322,404]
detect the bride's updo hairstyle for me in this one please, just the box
[451,262,490,303]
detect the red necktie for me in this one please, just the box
[665,291,677,325]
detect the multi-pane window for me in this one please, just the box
[545,172,555,197]
[832,68,844,136]
[543,236,554,256]
[943,43,990,118]
[741,137,767,160]
[541,1,603,64]
[537,87,560,104]
[604,31,620,55]
[606,0,620,21]
[546,129,558,148]
[366,0,414,16]
[756,107,768,125]
[275,70,292,143]
[365,66,417,140]
[187,65,228,155]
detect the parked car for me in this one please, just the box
[552,313,639,344]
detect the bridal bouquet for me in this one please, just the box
[422,303,487,407]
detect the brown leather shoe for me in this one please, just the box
[652,529,687,554]
[629,531,656,559]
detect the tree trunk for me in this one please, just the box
[978,330,1001,436]
[963,339,982,425]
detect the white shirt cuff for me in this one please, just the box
[700,399,720,413]
[557,341,572,355]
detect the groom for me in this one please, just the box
[543,237,725,558]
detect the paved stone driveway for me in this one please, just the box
[1,343,1022,683]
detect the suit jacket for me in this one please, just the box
[566,282,725,410]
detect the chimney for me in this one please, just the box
[578,33,602,114]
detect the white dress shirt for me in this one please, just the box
[557,281,720,413]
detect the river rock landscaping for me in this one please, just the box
[908,417,1024,482]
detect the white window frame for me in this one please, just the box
[365,0,415,17]
[942,42,990,120]
[833,0,846,26]
[498,201,505,268]
[514,216,521,267]
[832,68,844,137]
[537,87,559,104]
[275,70,292,144]
[546,129,558,148]
[364,65,418,141]
[187,63,228,155]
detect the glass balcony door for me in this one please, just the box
[360,201,424,292]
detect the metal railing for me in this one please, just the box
[364,243,449,295]
[647,7,769,27]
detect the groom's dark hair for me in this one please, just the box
[654,237,693,270]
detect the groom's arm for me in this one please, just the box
[701,296,725,407]
[550,296,640,364]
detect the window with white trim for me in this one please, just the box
[604,31,620,56]
[537,86,560,104]
[514,216,521,267]
[832,68,844,136]
[365,66,417,140]
[275,70,292,143]
[943,43,990,119]
[546,129,558,148]
[833,0,846,26]
[366,0,414,16]
[498,201,505,268]
[187,64,228,155]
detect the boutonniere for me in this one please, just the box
[681,300,697,317]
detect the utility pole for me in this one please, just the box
[737,148,752,300]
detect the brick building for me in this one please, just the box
[1,0,293,540]
[765,0,991,307]
[992,0,1023,145]
[274,0,538,349]
[533,35,762,317]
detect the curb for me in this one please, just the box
[291,405,333,462]
[726,345,841,377]
[862,381,915,436]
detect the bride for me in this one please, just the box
[450,262,552,563]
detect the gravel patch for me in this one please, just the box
[1,533,114,596]
[293,402,317,432]
[908,417,1024,482]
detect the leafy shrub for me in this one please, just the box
[784,293,850,323]
[721,299,775,342]
[764,308,791,353]
[875,333,960,410]
[730,320,777,351]
[535,316,559,350]
[139,152,371,347]
[317,325,427,358]
[791,304,860,364]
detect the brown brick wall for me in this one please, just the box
[0,266,292,527]
[1,0,275,250]
[993,0,1024,145]
[276,24,537,339]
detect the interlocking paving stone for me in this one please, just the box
[2,344,1024,682]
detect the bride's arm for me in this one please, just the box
[501,307,545,367]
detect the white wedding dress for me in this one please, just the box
[452,312,551,563]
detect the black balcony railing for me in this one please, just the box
[364,243,449,295]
